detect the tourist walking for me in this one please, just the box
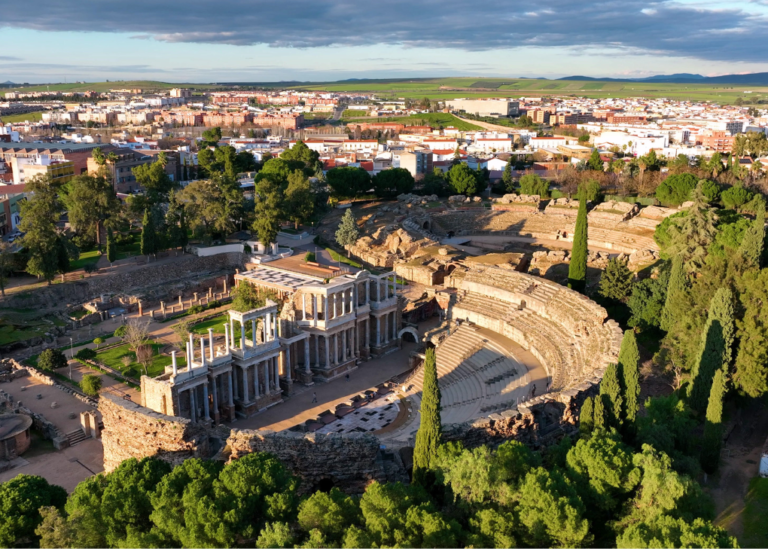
[312,392,318,403]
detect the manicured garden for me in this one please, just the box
[94,342,186,378]
[70,249,102,270]
[190,314,229,335]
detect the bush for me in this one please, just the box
[721,185,754,210]
[519,174,550,198]
[188,305,204,315]
[113,325,127,338]
[243,244,252,254]
[699,179,721,203]
[655,173,698,206]
[38,348,68,371]
[75,348,97,361]
[207,300,221,310]
[305,251,316,262]
[81,374,102,396]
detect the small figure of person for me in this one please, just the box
[312,392,318,403]
[345,373,350,382]
[531,384,537,397]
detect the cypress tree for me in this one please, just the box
[661,255,685,332]
[579,396,594,436]
[140,209,157,258]
[599,363,623,427]
[701,369,726,474]
[179,210,189,250]
[106,228,116,265]
[568,189,588,292]
[618,330,641,425]
[592,395,606,431]
[688,288,735,414]
[739,200,765,269]
[413,348,442,485]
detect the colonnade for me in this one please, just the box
[229,311,277,349]
[231,355,281,404]
[180,370,235,423]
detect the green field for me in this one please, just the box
[0,111,43,123]
[94,342,184,379]
[190,314,229,335]
[70,249,102,270]
[2,80,219,95]
[345,113,481,130]
[743,477,768,547]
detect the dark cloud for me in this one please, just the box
[1,0,767,62]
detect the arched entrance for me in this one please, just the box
[398,327,419,343]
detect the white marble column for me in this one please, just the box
[200,337,206,366]
[365,282,370,304]
[228,371,234,406]
[229,318,235,348]
[242,366,249,403]
[251,319,257,346]
[302,294,307,321]
[224,323,230,354]
[304,338,311,372]
[189,389,197,422]
[376,316,381,346]
[264,360,270,393]
[203,384,210,420]
[273,357,279,391]
[253,364,259,399]
[266,313,272,341]
[314,334,319,367]
[285,346,292,381]
[365,319,370,351]
[240,321,246,350]
[208,328,214,361]
[323,295,328,321]
[324,335,330,367]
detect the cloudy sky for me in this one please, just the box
[2,0,768,83]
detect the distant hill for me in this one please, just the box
[558,72,768,84]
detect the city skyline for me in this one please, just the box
[2,0,768,83]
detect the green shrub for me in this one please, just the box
[113,325,127,338]
[38,348,68,371]
[655,173,698,206]
[75,348,97,361]
[188,305,204,315]
[305,251,316,262]
[699,179,721,203]
[721,185,754,210]
[81,374,102,396]
[519,174,550,198]
[207,300,221,310]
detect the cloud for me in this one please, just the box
[1,0,767,62]
[0,56,22,61]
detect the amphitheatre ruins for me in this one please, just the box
[1,191,676,489]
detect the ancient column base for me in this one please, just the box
[298,371,315,386]
[280,378,295,396]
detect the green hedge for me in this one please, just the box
[604,195,659,206]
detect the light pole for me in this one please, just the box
[69,337,73,380]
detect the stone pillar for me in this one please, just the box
[312,294,317,324]
[376,316,381,346]
[200,336,205,366]
[208,329,214,361]
[224,323,230,354]
[274,357,280,391]
[211,375,219,420]
[208,286,213,299]
[314,334,319,367]
[240,321,245,350]
[223,279,228,295]
[194,292,198,305]
[189,388,197,423]
[365,319,370,352]
[161,301,166,317]
[342,330,347,361]
[172,351,178,376]
[242,366,249,403]
[334,334,339,365]
[228,372,234,406]
[376,279,380,302]
[264,360,270,393]
[251,319,257,347]
[341,290,346,315]
[302,294,307,321]
[353,324,358,357]
[254,364,259,399]
[285,346,292,382]
[266,313,272,341]
[233,366,239,401]
[365,281,370,304]
[323,295,328,321]
[179,295,183,307]
[304,338,310,373]
[324,335,330,367]
[203,384,210,420]
[188,333,194,366]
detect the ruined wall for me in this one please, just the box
[100,393,210,472]
[2,253,244,309]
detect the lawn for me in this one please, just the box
[70,249,102,270]
[1,111,43,123]
[116,234,142,260]
[345,113,482,131]
[95,342,186,379]
[742,477,768,548]
[190,314,229,335]
[326,248,363,268]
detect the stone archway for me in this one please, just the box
[398,327,419,343]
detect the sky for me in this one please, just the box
[2,0,768,83]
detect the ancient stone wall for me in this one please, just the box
[1,253,244,310]
[100,393,211,472]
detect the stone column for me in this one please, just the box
[376,316,381,346]
[242,366,249,403]
[179,295,183,307]
[264,360,270,393]
[365,318,370,351]
[203,384,210,420]
[341,290,346,315]
[233,367,239,401]
[200,336,206,366]
[211,375,218,418]
[323,295,328,321]
[229,318,235,348]
[285,346,292,381]
[208,329,214,361]
[302,294,307,320]
[376,279,380,302]
[240,321,245,350]
[324,335,330,367]
[314,334,319,367]
[342,330,347,361]
[172,351,178,376]
[365,281,370,304]
[251,319,257,346]
[188,333,194,366]
[274,357,280,391]
[253,364,259,399]
[224,323,230,354]
[228,372,234,406]
[354,324,359,357]
[189,389,197,422]
[273,313,278,340]
[266,313,272,341]
[304,338,310,373]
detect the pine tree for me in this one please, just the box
[701,369,726,474]
[661,254,685,332]
[600,363,623,427]
[618,330,641,425]
[568,189,588,292]
[335,209,359,257]
[592,395,606,431]
[502,157,514,191]
[413,348,442,485]
[140,209,157,258]
[106,228,116,265]
[667,184,717,275]
[739,199,765,269]
[688,288,735,414]
[179,210,189,250]
[579,396,594,436]
[598,257,634,302]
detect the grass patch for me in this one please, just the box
[326,248,362,268]
[1,111,43,123]
[70,249,102,270]
[743,477,768,548]
[0,323,48,346]
[69,309,89,320]
[190,314,229,335]
[345,113,481,131]
[95,342,186,379]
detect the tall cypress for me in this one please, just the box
[599,363,623,427]
[701,369,726,474]
[140,209,157,258]
[618,330,641,425]
[688,288,735,414]
[106,228,116,265]
[739,200,765,269]
[592,395,606,431]
[568,189,588,292]
[413,348,442,485]
[661,255,685,332]
[579,396,594,436]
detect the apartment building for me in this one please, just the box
[696,130,735,153]
[446,98,520,117]
[393,150,432,177]
[10,157,75,184]
[86,149,154,193]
